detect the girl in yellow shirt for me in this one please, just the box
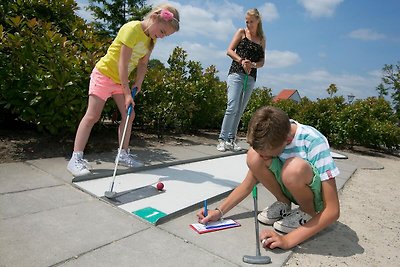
[68,4,180,176]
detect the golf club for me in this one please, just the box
[104,87,137,199]
[243,185,271,264]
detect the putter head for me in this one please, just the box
[104,191,117,199]
[242,255,271,264]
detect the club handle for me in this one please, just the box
[252,185,257,198]
[127,87,138,116]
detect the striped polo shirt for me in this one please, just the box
[279,120,340,181]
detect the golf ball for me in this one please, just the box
[262,239,272,249]
[156,182,164,190]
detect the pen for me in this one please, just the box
[205,223,237,230]
[204,199,208,217]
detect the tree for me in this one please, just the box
[377,61,400,119]
[326,83,338,98]
[87,0,151,37]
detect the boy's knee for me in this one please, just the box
[281,157,313,185]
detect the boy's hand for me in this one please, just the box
[196,209,222,224]
[260,229,289,250]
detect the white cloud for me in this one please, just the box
[258,3,279,22]
[151,40,229,70]
[149,0,238,41]
[266,50,301,68]
[298,0,344,18]
[348,28,386,41]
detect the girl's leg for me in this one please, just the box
[73,95,106,152]
[219,73,243,141]
[112,94,135,150]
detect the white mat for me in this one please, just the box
[73,154,248,224]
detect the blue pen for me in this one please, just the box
[205,223,237,230]
[204,200,208,217]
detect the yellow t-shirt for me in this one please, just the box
[95,21,154,83]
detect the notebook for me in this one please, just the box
[190,219,241,234]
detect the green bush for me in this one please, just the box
[0,1,109,134]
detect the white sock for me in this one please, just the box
[72,151,83,159]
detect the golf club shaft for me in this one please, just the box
[253,191,262,256]
[107,87,137,193]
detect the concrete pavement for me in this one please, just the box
[0,139,383,267]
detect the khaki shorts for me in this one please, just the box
[89,68,124,101]
[269,157,324,212]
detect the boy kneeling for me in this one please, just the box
[197,106,340,249]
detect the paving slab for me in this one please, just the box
[0,200,148,267]
[0,162,62,193]
[0,142,385,267]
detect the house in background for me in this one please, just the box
[273,89,301,103]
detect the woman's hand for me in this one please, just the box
[242,59,252,74]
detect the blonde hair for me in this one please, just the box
[145,3,180,31]
[144,3,180,50]
[247,8,264,40]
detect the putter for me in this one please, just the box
[243,185,271,264]
[104,87,137,199]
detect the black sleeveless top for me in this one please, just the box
[228,30,265,81]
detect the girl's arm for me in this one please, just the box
[226,28,245,63]
[251,38,266,69]
[132,50,151,92]
[119,44,134,109]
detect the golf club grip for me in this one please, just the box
[127,87,138,116]
[252,185,257,198]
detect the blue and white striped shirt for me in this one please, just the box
[279,120,340,181]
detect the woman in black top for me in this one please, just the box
[217,8,266,152]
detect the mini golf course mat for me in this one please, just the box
[331,151,348,159]
[73,153,248,225]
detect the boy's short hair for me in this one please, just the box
[246,106,291,150]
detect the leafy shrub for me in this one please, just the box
[0,1,109,134]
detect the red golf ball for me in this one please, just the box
[156,182,164,190]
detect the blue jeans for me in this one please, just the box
[219,73,255,141]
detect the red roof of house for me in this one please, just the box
[273,89,298,102]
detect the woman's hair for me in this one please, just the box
[144,3,180,50]
[246,8,264,40]
[246,106,290,151]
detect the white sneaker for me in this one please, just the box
[216,140,228,152]
[257,201,291,225]
[67,152,91,176]
[117,149,144,167]
[227,140,242,151]
[273,209,312,233]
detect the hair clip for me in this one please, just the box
[160,9,174,21]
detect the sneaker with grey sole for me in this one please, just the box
[273,209,312,233]
[257,201,291,225]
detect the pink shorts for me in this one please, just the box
[89,68,124,101]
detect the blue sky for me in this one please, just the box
[76,0,399,101]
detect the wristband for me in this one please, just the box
[215,207,224,217]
